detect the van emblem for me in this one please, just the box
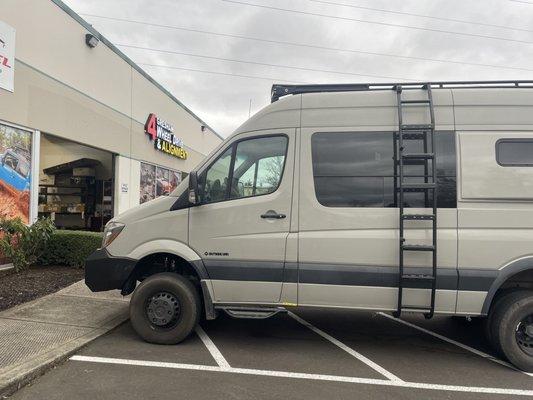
[204,251,229,257]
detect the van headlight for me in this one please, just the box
[102,222,125,248]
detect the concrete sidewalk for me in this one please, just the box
[0,280,129,396]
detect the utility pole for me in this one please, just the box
[248,99,252,118]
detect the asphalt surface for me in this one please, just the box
[9,308,533,400]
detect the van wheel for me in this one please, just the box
[487,290,530,355]
[490,290,533,372]
[130,272,201,344]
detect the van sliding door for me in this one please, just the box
[297,129,458,313]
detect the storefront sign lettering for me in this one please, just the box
[0,20,15,92]
[144,113,188,160]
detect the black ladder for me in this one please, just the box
[393,84,438,319]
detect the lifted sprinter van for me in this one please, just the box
[86,81,533,372]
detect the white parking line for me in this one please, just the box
[377,312,531,376]
[69,355,533,396]
[195,326,231,369]
[287,311,402,382]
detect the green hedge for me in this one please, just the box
[39,230,103,267]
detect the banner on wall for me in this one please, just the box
[0,123,32,223]
[0,20,15,92]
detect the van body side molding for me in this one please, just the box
[481,257,533,314]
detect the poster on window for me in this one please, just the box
[139,162,156,204]
[140,162,181,203]
[0,123,32,223]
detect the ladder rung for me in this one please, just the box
[402,244,435,251]
[398,132,426,140]
[401,124,434,131]
[401,274,435,281]
[401,100,431,104]
[401,306,432,312]
[397,183,436,192]
[402,153,434,160]
[402,214,435,220]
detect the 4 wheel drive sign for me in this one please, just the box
[0,20,15,93]
[144,113,188,160]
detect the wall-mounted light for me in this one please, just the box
[201,125,206,132]
[85,33,99,48]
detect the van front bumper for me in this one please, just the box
[85,248,136,292]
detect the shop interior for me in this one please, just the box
[38,134,114,232]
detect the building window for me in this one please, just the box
[140,162,182,204]
[311,131,456,208]
[496,139,533,166]
[199,135,288,204]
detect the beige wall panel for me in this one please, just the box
[131,70,222,156]
[3,0,132,116]
[0,63,131,155]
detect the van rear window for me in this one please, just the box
[496,139,533,166]
[311,131,457,208]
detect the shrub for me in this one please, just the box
[0,218,56,272]
[39,230,102,268]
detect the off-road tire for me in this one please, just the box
[490,290,533,372]
[130,272,201,344]
[487,289,530,355]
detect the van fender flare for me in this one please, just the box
[123,239,209,280]
[481,256,533,315]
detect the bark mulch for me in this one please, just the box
[0,265,84,312]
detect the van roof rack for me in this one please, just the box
[271,80,533,102]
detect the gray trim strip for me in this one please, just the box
[204,260,498,291]
[299,263,458,290]
[49,0,223,140]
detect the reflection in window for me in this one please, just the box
[230,136,287,200]
[311,131,457,208]
[198,135,288,204]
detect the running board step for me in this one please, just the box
[402,244,435,251]
[402,214,435,220]
[221,307,286,319]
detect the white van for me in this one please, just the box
[86,81,533,372]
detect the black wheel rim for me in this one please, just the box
[145,291,181,329]
[515,314,533,357]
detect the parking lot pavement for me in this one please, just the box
[8,309,533,400]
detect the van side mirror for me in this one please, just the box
[188,171,200,205]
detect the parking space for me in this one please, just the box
[9,309,533,399]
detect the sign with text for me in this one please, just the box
[0,20,15,92]
[144,113,188,160]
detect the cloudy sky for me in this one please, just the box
[62,0,533,137]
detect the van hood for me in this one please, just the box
[112,195,177,225]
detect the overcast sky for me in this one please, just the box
[62,0,533,137]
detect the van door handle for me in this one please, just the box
[261,211,286,219]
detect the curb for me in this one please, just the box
[0,282,130,397]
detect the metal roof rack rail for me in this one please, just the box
[270,80,533,102]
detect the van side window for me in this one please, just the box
[199,135,288,204]
[496,139,533,166]
[311,131,456,208]
[200,146,232,203]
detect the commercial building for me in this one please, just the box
[0,0,223,230]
